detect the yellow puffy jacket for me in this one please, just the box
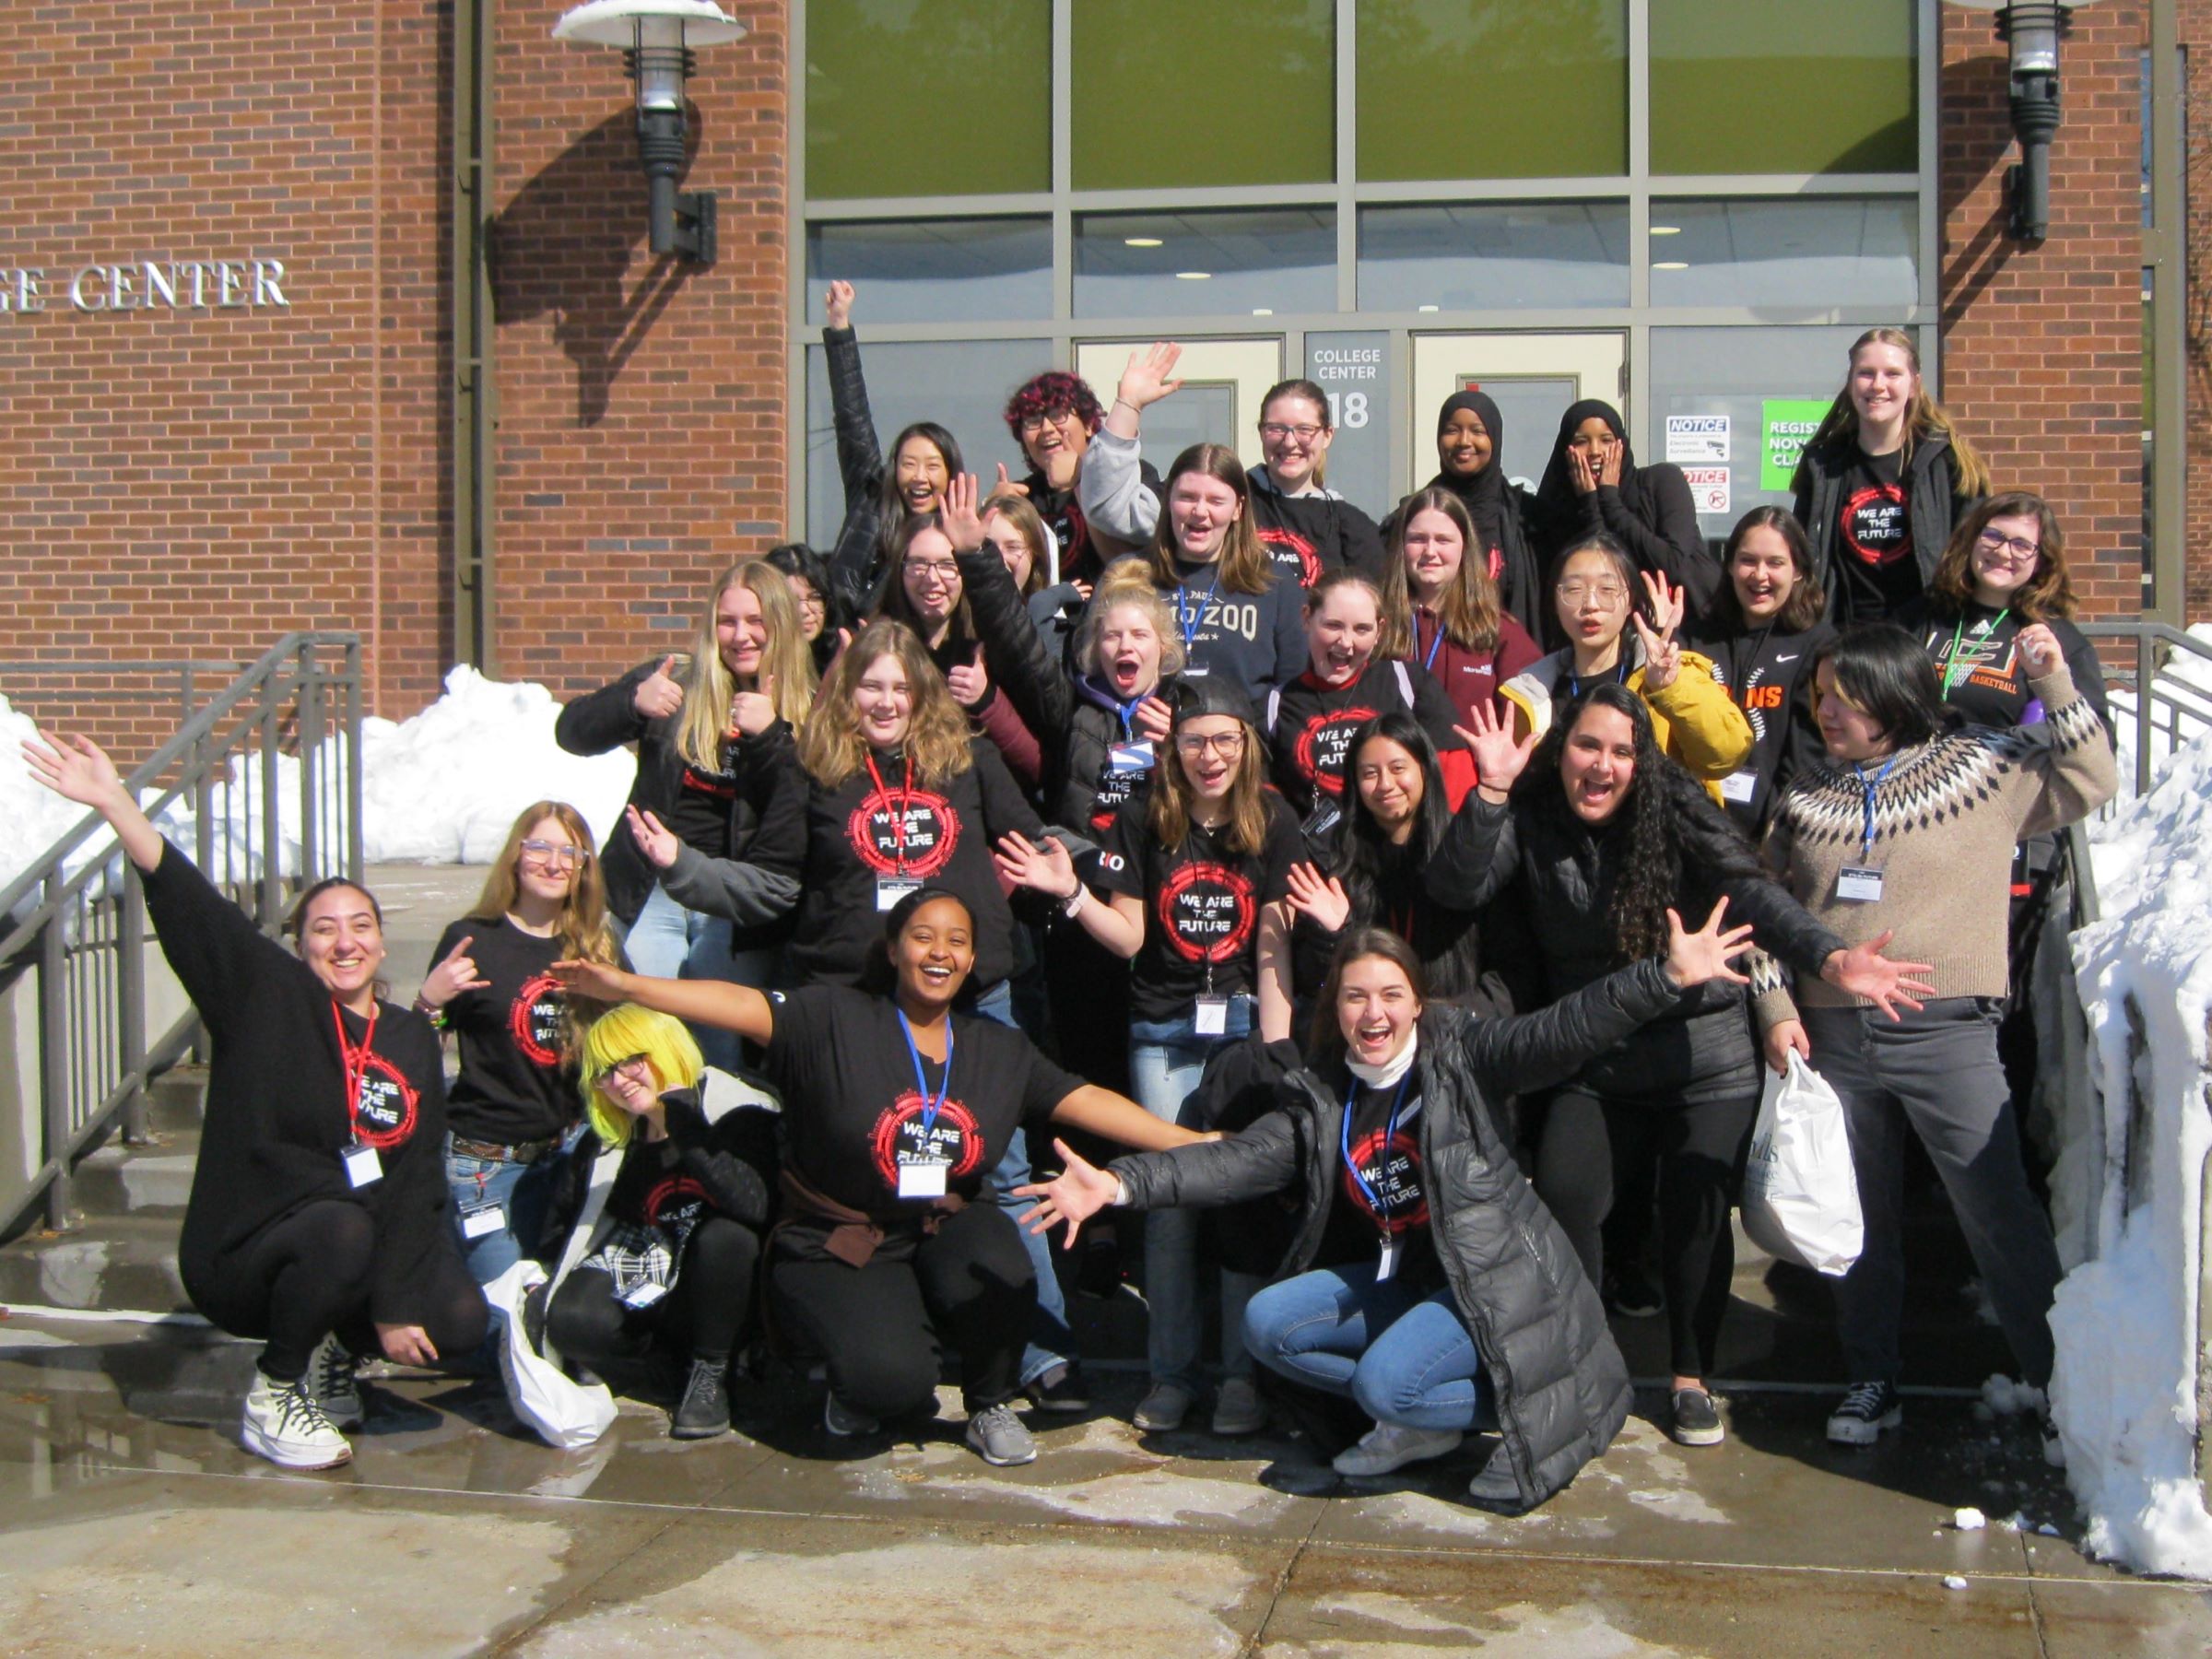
[1498,646,1753,804]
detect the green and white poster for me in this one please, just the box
[1760,399,1830,493]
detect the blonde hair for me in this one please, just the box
[1795,327,1990,497]
[579,1004,702,1150]
[796,618,976,790]
[1074,559,1187,682]
[469,801,623,1059]
[676,560,818,772]
[1377,487,1502,657]
[1143,442,1277,597]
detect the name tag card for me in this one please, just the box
[1720,771,1757,805]
[877,877,922,912]
[1376,1238,1401,1282]
[1835,865,1886,903]
[1194,996,1230,1037]
[1108,740,1155,774]
[460,1203,505,1239]
[899,1161,950,1199]
[343,1143,382,1188]
[619,1281,667,1310]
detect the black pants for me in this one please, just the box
[191,1198,488,1382]
[769,1202,1034,1418]
[545,1216,761,1372]
[1042,917,1131,1094]
[1533,1086,1759,1379]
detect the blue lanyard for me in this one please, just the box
[1114,694,1147,741]
[1568,657,1630,701]
[896,1010,955,1136]
[1421,615,1445,674]
[1340,1074,1413,1225]
[1176,569,1220,655]
[1852,753,1900,863]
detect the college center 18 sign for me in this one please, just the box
[0,258,291,314]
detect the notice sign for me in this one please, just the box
[1665,415,1730,464]
[1682,466,1731,515]
[1760,399,1830,492]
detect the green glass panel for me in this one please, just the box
[806,0,1050,199]
[1651,0,1915,176]
[1358,1,1627,182]
[1071,1,1334,191]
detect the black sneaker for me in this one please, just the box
[671,1357,732,1440]
[1670,1386,1724,1447]
[1604,1266,1664,1319]
[1825,1380,1902,1446]
[1023,1361,1090,1414]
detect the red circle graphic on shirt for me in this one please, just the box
[644,1174,711,1227]
[1258,525,1323,588]
[1841,482,1910,567]
[1157,861,1257,964]
[1340,1126,1428,1234]
[846,786,959,877]
[509,972,568,1068]
[1294,705,1382,798]
[869,1091,986,1192]
[351,1054,420,1150]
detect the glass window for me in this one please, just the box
[1074,209,1335,320]
[1070,0,1334,191]
[806,219,1052,324]
[1358,1,1628,181]
[805,0,1050,199]
[805,339,1050,547]
[1359,204,1630,312]
[1647,199,1916,309]
[1650,0,1915,176]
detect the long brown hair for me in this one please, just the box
[1794,327,1990,496]
[1705,505,1826,634]
[1143,442,1277,597]
[467,801,622,967]
[1925,489,2077,622]
[1147,710,1272,856]
[983,490,1053,598]
[1306,928,1429,1058]
[874,513,976,646]
[1377,487,1502,658]
[676,560,817,771]
[796,618,976,790]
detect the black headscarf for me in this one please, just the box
[1415,389,1547,644]
[1534,399,1650,551]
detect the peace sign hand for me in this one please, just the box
[419,934,491,1011]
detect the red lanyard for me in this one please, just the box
[1387,903,1414,945]
[863,750,914,875]
[333,999,379,1135]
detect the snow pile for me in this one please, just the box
[2049,726,2212,1577]
[0,692,105,904]
[2107,622,2212,799]
[360,666,633,864]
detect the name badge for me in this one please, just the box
[1108,739,1155,775]
[876,877,923,912]
[1303,804,1342,842]
[1194,995,1230,1037]
[1182,665,1210,680]
[1836,865,1886,903]
[1376,1238,1401,1282]
[619,1280,667,1310]
[460,1203,505,1240]
[898,1160,950,1199]
[343,1142,382,1188]
[1720,770,1757,805]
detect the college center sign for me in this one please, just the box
[0,258,290,314]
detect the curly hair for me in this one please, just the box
[1924,489,2077,624]
[1004,371,1104,442]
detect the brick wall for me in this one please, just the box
[2182,0,2212,623]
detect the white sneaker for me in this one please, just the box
[307,1333,364,1430]
[1210,1377,1267,1436]
[1133,1382,1195,1432]
[1332,1421,1463,1477]
[241,1371,353,1470]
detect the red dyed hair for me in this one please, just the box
[1003,371,1104,441]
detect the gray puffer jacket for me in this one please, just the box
[1110,959,1683,1513]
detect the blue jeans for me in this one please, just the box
[625,883,772,1076]
[1130,998,1261,1392]
[1244,1263,1497,1433]
[444,1138,562,1286]
[970,978,1073,1388]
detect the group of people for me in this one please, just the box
[20,310,2116,1517]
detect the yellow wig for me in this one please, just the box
[579,1004,703,1149]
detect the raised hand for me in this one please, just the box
[1013,1138,1121,1248]
[1455,700,1536,797]
[2016,622,2063,678]
[1284,862,1352,933]
[994,462,1030,498]
[824,279,854,331]
[993,830,1080,900]
[1133,695,1174,743]
[1663,895,1756,989]
[1820,931,1937,1021]
[418,933,491,1009]
[1115,342,1184,413]
[552,956,631,1005]
[633,655,685,720]
[940,471,986,553]
[945,647,991,710]
[626,805,681,871]
[1567,446,1599,496]
[730,668,778,736]
[21,730,125,809]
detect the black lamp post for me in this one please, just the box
[1995,2,2071,241]
[554,0,746,265]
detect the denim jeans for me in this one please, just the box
[1129,997,1260,1392]
[969,977,1073,1388]
[625,883,773,1076]
[1243,1263,1497,1433]
[445,1138,562,1287]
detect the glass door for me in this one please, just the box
[1408,333,1628,495]
[1075,337,1286,475]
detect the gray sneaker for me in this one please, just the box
[1133,1382,1194,1432]
[307,1333,364,1430]
[1210,1377,1267,1436]
[964,1402,1037,1466]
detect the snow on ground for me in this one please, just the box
[2108,622,2212,798]
[0,693,103,905]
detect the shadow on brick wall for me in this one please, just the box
[488,108,704,427]
[1940,52,2019,326]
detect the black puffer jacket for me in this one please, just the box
[821,325,893,617]
[1112,963,1685,1513]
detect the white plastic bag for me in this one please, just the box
[1740,1053,1864,1277]
[483,1258,617,1449]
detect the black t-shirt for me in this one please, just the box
[661,729,740,858]
[1096,794,1300,1021]
[760,985,1080,1222]
[1266,658,1462,829]
[603,1131,715,1232]
[1317,1072,1439,1284]
[432,917,580,1146]
[1833,448,1921,622]
[1690,620,1835,838]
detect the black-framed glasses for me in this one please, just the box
[1018,409,1077,435]
[1974,529,2041,561]
[1258,422,1324,442]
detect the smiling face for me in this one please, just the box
[1813,662,1890,762]
[853,651,913,750]
[1353,735,1425,840]
[982,509,1035,591]
[1848,340,1919,434]
[900,526,963,628]
[1555,548,1631,652]
[890,895,975,1009]
[788,573,828,642]
[893,433,950,515]
[1729,523,1799,624]
[1020,406,1089,482]
[1095,602,1164,698]
[717,579,768,678]
[297,884,386,1003]
[1173,713,1245,802]
[514,812,580,907]
[1559,703,1638,825]
[1307,583,1381,686]
[596,1053,662,1116]
[1259,391,1332,492]
[1166,469,1241,563]
[1437,408,1493,479]
[1401,508,1465,603]
[1567,414,1619,476]
[1336,954,1422,1070]
[1969,511,2043,603]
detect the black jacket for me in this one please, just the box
[1250,474,1388,588]
[537,1082,779,1258]
[822,324,892,617]
[1540,467,1718,615]
[1683,618,1839,840]
[1792,431,1980,626]
[1112,965,1687,1513]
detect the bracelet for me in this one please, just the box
[413,995,448,1030]
[1061,884,1089,917]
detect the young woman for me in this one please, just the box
[1376,488,1544,735]
[26,732,487,1471]
[995,678,1300,1438]
[765,542,851,678]
[820,280,963,612]
[1684,507,1837,837]
[1764,626,2113,1446]
[552,890,1202,1465]
[1533,399,1718,609]
[1500,538,1753,797]
[1004,368,1158,585]
[1396,391,1546,642]
[535,1005,778,1440]
[1265,569,1466,839]
[1791,326,1989,625]
[417,800,623,1286]
[1430,687,1932,1446]
[1017,922,1758,1512]
[982,487,1088,666]
[1075,347,1386,588]
[1136,442,1308,703]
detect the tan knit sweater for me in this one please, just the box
[1761,666,2116,1008]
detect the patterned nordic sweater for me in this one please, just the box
[1760,665,2115,1007]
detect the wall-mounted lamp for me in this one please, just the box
[1951,0,2111,242]
[553,0,747,264]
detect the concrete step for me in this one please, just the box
[0,1212,192,1314]
[71,1126,199,1220]
[143,1065,208,1134]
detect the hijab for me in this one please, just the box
[1534,398,1650,550]
[1414,389,1547,645]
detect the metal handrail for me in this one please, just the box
[0,633,362,1238]
[2074,618,2212,797]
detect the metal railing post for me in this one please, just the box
[2137,633,2155,797]
[258,671,282,925]
[117,865,147,1145]
[38,880,69,1231]
[345,639,364,884]
[298,643,323,883]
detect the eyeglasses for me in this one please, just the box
[793,590,827,615]
[903,559,960,582]
[520,839,586,869]
[1175,731,1247,758]
[597,1053,655,1093]
[1555,580,1628,605]
[1258,422,1324,442]
[1018,409,1078,435]
[1974,529,2041,562]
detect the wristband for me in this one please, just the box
[413,995,449,1030]
[1061,884,1089,918]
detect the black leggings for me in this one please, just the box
[546,1216,761,1371]
[191,1198,488,1382]
[1532,1086,1759,1379]
[769,1202,1034,1418]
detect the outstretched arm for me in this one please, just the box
[549,959,777,1046]
[21,732,164,872]
[1048,1084,1206,1153]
